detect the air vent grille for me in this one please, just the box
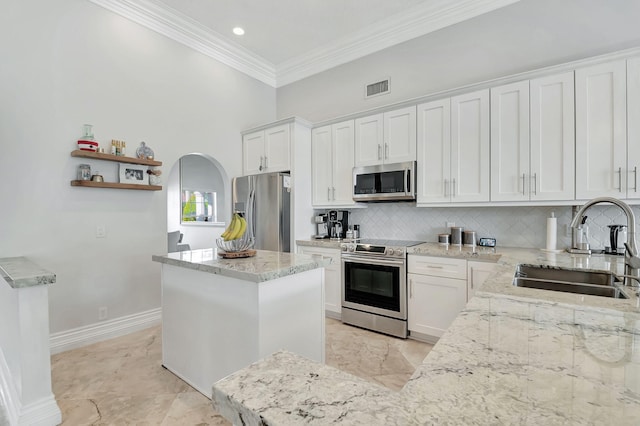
[365,78,390,98]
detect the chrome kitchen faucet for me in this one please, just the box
[570,197,640,287]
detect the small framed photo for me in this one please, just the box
[119,164,149,185]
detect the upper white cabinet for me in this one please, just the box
[627,57,640,200]
[417,89,489,205]
[575,60,627,199]
[490,73,575,202]
[242,123,290,175]
[311,120,356,207]
[354,106,416,167]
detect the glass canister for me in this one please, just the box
[77,164,91,180]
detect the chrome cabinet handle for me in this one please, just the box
[264,156,268,169]
[385,143,389,159]
[470,268,474,289]
[634,167,638,192]
[522,173,526,196]
[532,173,537,195]
[452,178,456,197]
[618,167,622,192]
[444,179,448,197]
[327,187,331,200]
[332,187,336,200]
[377,144,382,160]
[259,156,264,171]
[409,279,413,298]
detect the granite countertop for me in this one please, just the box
[152,248,331,283]
[0,256,56,289]
[296,239,344,249]
[212,243,640,424]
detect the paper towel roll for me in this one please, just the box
[546,212,557,251]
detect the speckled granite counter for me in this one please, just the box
[296,239,344,249]
[0,256,56,288]
[212,244,640,425]
[152,248,330,283]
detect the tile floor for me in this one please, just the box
[51,318,433,425]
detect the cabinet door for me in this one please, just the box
[627,57,640,199]
[530,71,575,201]
[264,124,291,172]
[575,60,627,199]
[298,247,341,316]
[451,89,490,202]
[332,120,356,205]
[407,273,467,338]
[490,81,530,201]
[417,99,451,203]
[467,261,495,301]
[242,130,265,175]
[354,113,384,167]
[311,125,333,206]
[384,106,417,164]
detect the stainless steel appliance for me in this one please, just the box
[352,161,416,202]
[231,172,291,252]
[328,210,349,240]
[314,214,329,239]
[340,239,423,338]
[606,224,627,255]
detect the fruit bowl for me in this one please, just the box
[216,235,254,253]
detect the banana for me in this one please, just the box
[222,214,237,240]
[225,214,243,241]
[236,215,247,239]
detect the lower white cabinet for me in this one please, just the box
[407,256,467,340]
[298,246,342,317]
[467,261,495,301]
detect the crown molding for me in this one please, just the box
[88,0,519,88]
[88,0,277,86]
[275,0,520,87]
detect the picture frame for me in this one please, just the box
[119,164,149,185]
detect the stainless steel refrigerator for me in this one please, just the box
[231,172,291,252]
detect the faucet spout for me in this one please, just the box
[570,197,640,285]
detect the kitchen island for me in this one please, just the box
[152,248,329,397]
[211,245,640,424]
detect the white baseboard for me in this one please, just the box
[18,396,61,426]
[49,308,162,355]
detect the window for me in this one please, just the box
[181,190,217,222]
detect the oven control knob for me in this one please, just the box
[385,248,393,256]
[348,245,355,252]
[341,245,347,252]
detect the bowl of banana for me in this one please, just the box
[216,212,254,252]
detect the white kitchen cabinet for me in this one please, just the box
[354,106,416,167]
[491,73,575,202]
[298,246,342,318]
[242,123,290,174]
[467,261,495,301]
[417,90,489,204]
[407,256,467,340]
[575,59,627,199]
[311,120,356,207]
[490,80,530,201]
[626,57,640,200]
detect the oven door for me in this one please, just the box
[341,255,406,320]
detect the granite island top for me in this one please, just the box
[0,256,56,288]
[212,243,640,425]
[152,248,331,283]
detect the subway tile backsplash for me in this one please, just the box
[334,204,640,251]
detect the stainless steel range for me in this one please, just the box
[340,239,424,338]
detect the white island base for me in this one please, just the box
[160,263,325,397]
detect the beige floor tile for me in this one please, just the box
[52,318,433,424]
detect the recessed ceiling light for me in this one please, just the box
[233,27,245,36]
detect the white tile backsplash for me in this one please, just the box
[325,204,640,251]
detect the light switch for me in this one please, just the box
[96,225,106,238]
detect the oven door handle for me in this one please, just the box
[342,256,405,267]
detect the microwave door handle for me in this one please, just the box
[404,169,410,195]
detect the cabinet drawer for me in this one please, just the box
[408,255,467,279]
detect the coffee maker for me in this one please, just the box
[328,210,349,240]
[313,214,329,239]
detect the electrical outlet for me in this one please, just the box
[446,222,455,228]
[96,225,106,238]
[98,306,108,321]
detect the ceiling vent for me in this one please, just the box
[365,78,390,99]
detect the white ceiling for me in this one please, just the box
[88,0,520,87]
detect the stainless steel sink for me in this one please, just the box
[513,264,628,299]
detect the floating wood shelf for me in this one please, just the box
[71,150,162,166]
[70,180,162,191]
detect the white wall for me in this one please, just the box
[277,0,640,122]
[0,0,275,334]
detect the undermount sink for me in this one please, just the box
[513,264,628,299]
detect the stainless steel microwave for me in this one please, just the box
[352,161,416,202]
